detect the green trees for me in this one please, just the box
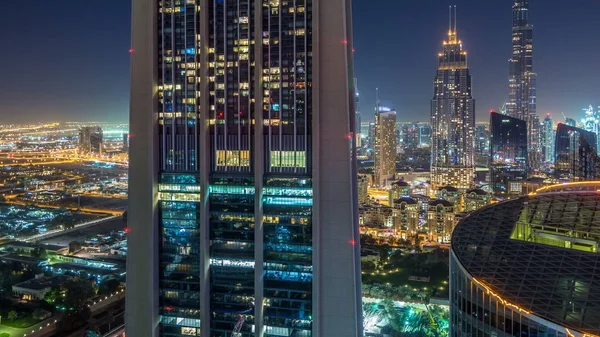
[63,279,95,310]
[30,247,47,259]
[6,310,18,321]
[68,241,82,253]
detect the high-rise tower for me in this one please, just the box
[489,112,528,195]
[542,113,555,163]
[374,106,397,187]
[507,0,539,171]
[431,6,475,190]
[126,0,363,336]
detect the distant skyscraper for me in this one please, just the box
[122,133,130,153]
[474,124,490,158]
[374,107,397,186]
[401,123,419,150]
[127,0,363,336]
[431,6,475,190]
[565,117,577,127]
[507,0,539,172]
[78,126,103,156]
[418,123,432,147]
[367,122,376,149]
[541,114,555,163]
[581,105,600,154]
[489,112,528,195]
[354,78,361,147]
[555,123,599,181]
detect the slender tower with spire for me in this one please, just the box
[507,0,539,172]
[430,6,475,190]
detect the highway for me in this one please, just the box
[26,215,123,243]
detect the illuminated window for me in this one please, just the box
[216,150,250,167]
[270,151,306,168]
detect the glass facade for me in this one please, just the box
[263,177,312,337]
[208,175,255,336]
[159,173,202,337]
[555,123,599,181]
[156,0,316,336]
[489,112,527,195]
[451,192,600,337]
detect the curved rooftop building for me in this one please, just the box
[451,185,600,337]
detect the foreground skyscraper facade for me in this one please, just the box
[127,0,363,336]
[506,0,539,171]
[489,112,527,195]
[431,7,475,190]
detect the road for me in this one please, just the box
[38,217,126,247]
[2,200,123,216]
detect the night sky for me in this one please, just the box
[0,0,598,124]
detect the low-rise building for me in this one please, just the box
[389,181,411,206]
[392,197,419,238]
[464,188,490,212]
[12,275,70,301]
[427,199,456,243]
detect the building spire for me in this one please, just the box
[448,5,458,43]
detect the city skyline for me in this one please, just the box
[0,0,599,123]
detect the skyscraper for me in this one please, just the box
[581,105,600,154]
[78,126,103,156]
[555,123,599,181]
[541,113,555,163]
[489,112,528,195]
[374,107,397,186]
[474,124,490,159]
[354,78,361,147]
[127,0,363,336]
[431,6,475,190]
[507,0,539,171]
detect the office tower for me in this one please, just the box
[555,123,599,181]
[78,126,103,156]
[374,108,397,187]
[474,124,490,158]
[581,105,600,154]
[489,112,528,195]
[541,114,555,163]
[427,199,456,243]
[122,133,130,153]
[565,117,577,127]
[360,122,370,147]
[451,182,600,337]
[418,123,431,147]
[354,78,361,147]
[507,0,539,171]
[367,122,376,149]
[400,124,420,150]
[127,0,363,336]
[431,6,475,190]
